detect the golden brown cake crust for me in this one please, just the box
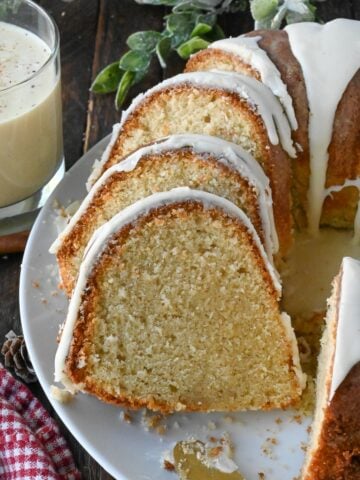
[64,202,300,413]
[246,34,360,233]
[246,30,310,228]
[97,84,293,255]
[185,47,262,80]
[322,70,360,229]
[303,362,360,480]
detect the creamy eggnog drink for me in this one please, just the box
[0,1,63,235]
[0,21,63,208]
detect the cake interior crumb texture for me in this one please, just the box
[110,88,265,169]
[58,151,266,295]
[67,203,301,412]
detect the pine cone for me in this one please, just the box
[1,331,37,383]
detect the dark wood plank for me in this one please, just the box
[352,0,360,19]
[316,0,353,20]
[38,0,100,169]
[219,5,254,37]
[0,254,22,337]
[84,0,165,152]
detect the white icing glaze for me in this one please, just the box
[209,36,298,130]
[94,70,296,178]
[50,134,279,257]
[330,256,360,400]
[285,19,360,235]
[86,122,122,191]
[281,312,306,390]
[54,187,281,389]
[323,177,360,244]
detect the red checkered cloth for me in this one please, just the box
[0,364,81,480]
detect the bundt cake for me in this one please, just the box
[51,134,278,296]
[87,70,296,253]
[54,188,305,412]
[302,257,360,480]
[51,22,360,477]
[186,19,360,234]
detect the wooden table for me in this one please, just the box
[0,1,358,478]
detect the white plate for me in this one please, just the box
[20,136,311,480]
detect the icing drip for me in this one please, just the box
[94,71,296,177]
[330,257,360,400]
[209,36,298,130]
[54,187,282,389]
[86,123,121,190]
[323,178,360,244]
[285,19,360,235]
[50,134,279,257]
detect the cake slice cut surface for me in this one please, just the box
[55,188,305,413]
[87,71,295,253]
[51,134,278,296]
[302,256,360,480]
[185,30,309,228]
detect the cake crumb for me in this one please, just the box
[261,437,278,459]
[207,420,216,430]
[275,417,283,424]
[156,424,167,435]
[163,459,175,471]
[175,402,186,411]
[32,280,40,288]
[50,385,74,403]
[146,413,163,429]
[258,473,266,480]
[57,322,65,343]
[300,441,307,452]
[161,448,175,471]
[292,414,303,424]
[224,415,234,424]
[298,336,312,363]
[119,410,132,423]
[208,446,223,458]
[141,411,167,434]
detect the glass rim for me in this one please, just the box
[0,0,60,94]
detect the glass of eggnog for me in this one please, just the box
[0,0,64,235]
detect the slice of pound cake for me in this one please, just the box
[302,257,360,480]
[88,71,296,253]
[54,188,305,413]
[185,31,308,226]
[51,134,278,296]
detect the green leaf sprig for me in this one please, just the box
[0,0,23,18]
[91,0,321,109]
[91,1,245,109]
[250,0,317,30]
